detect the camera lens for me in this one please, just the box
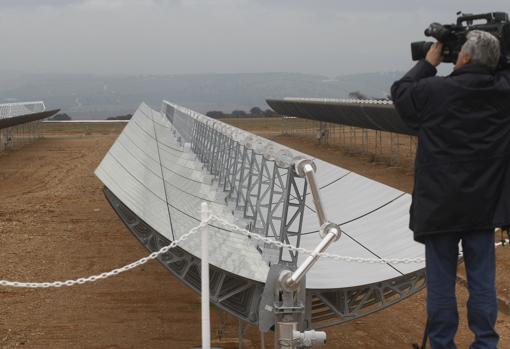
[411,41,434,61]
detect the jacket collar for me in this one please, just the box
[450,63,495,77]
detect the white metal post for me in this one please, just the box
[201,202,211,349]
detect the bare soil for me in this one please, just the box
[0,121,509,348]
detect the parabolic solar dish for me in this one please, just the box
[95,101,425,329]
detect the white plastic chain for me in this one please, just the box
[207,215,427,265]
[2,215,508,289]
[208,215,509,263]
[0,223,204,289]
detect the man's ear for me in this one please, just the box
[462,53,472,65]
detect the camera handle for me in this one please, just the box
[456,12,508,27]
[412,318,429,349]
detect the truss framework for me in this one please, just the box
[173,102,308,266]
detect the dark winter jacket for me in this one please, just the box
[391,60,510,243]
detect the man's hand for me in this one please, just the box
[425,42,443,67]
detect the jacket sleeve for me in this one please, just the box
[497,65,510,91]
[391,60,437,130]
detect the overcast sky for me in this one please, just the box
[0,0,509,76]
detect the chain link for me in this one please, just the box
[4,214,507,289]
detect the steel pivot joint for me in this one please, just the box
[259,157,342,349]
[280,158,342,291]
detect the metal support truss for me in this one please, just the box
[0,120,44,152]
[278,172,307,265]
[234,147,255,213]
[177,100,308,268]
[307,270,426,329]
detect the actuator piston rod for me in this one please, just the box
[282,224,341,291]
[283,159,342,291]
[294,159,326,226]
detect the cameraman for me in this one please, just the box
[391,30,510,349]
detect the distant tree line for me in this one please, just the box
[47,113,135,121]
[49,113,72,120]
[107,114,133,120]
[206,107,277,119]
[348,91,391,101]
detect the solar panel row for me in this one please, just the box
[266,98,416,136]
[0,101,59,130]
[0,102,46,120]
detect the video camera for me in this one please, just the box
[411,12,510,70]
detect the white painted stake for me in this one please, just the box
[201,202,211,349]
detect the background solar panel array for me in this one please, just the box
[266,98,416,136]
[0,102,46,120]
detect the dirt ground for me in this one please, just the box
[1,121,510,348]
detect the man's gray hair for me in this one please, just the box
[462,30,501,69]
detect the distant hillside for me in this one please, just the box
[0,71,403,119]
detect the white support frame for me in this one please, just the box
[0,101,46,120]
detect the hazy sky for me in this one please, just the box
[0,0,509,76]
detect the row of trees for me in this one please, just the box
[49,113,72,120]
[48,113,133,121]
[348,91,391,101]
[206,107,276,119]
[107,114,133,120]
